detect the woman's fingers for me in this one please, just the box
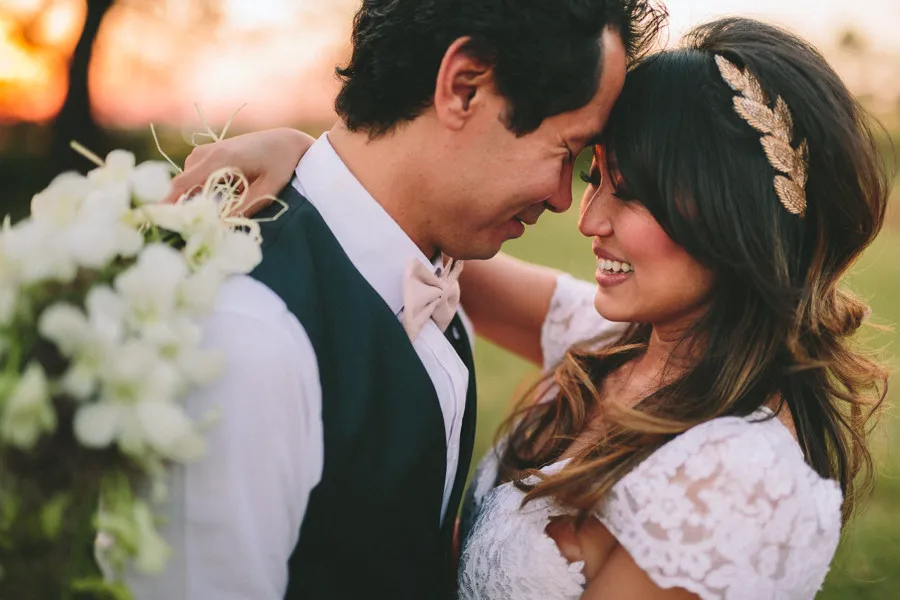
[158,129,314,205]
[236,178,278,217]
[162,156,217,204]
[182,144,209,172]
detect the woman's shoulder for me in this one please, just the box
[615,410,842,514]
[596,410,843,598]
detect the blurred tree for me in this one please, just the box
[50,0,113,173]
[37,0,225,173]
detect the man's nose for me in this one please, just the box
[546,163,575,213]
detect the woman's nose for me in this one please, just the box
[578,189,613,238]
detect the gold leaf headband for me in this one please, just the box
[715,55,809,218]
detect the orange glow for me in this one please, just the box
[1,0,46,19]
[0,20,65,122]
[0,0,897,128]
[88,4,186,126]
[31,0,85,49]
[0,0,85,123]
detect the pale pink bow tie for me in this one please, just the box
[402,258,464,341]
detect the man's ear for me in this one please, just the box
[433,37,497,131]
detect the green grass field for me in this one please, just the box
[468,175,900,598]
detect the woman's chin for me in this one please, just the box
[593,292,635,323]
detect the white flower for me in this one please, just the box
[92,150,136,180]
[135,399,205,461]
[177,265,225,316]
[30,172,94,227]
[87,150,135,209]
[63,186,145,268]
[63,218,123,271]
[98,340,180,406]
[141,194,220,243]
[75,396,204,463]
[38,288,127,399]
[73,339,202,462]
[1,363,56,450]
[63,212,142,272]
[141,318,224,387]
[131,162,173,205]
[88,150,135,184]
[141,195,262,275]
[88,151,173,207]
[115,244,189,328]
[190,228,262,276]
[14,164,147,278]
[88,285,129,344]
[0,219,77,284]
[39,303,90,356]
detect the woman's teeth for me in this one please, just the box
[598,259,633,273]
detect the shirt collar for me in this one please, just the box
[292,133,435,315]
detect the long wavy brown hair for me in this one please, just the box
[498,18,892,526]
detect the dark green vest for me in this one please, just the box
[249,184,477,600]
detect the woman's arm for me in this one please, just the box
[580,546,699,600]
[460,254,561,366]
[164,128,315,205]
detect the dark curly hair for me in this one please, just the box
[334,0,668,137]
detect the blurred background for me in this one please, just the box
[1,0,898,597]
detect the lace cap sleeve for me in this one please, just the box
[596,415,843,599]
[540,275,628,372]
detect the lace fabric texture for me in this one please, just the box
[457,276,843,600]
[539,275,628,372]
[459,459,586,600]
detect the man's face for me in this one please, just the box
[434,28,627,260]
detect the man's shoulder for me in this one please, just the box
[254,182,320,250]
[214,275,292,326]
[205,275,320,377]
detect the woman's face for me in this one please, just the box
[577,146,715,335]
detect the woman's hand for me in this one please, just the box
[163,128,316,212]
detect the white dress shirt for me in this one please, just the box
[126,134,470,600]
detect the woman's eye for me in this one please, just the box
[611,187,639,204]
[579,169,601,187]
[611,189,634,202]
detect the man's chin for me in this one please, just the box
[441,239,504,262]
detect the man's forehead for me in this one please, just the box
[570,28,626,146]
[564,108,609,150]
[564,76,624,146]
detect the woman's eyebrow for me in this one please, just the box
[586,133,605,148]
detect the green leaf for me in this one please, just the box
[71,576,135,600]
[0,491,19,527]
[40,492,71,539]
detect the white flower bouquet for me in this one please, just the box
[0,144,266,599]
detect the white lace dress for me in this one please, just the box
[457,276,843,600]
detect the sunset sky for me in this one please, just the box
[1,0,898,129]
